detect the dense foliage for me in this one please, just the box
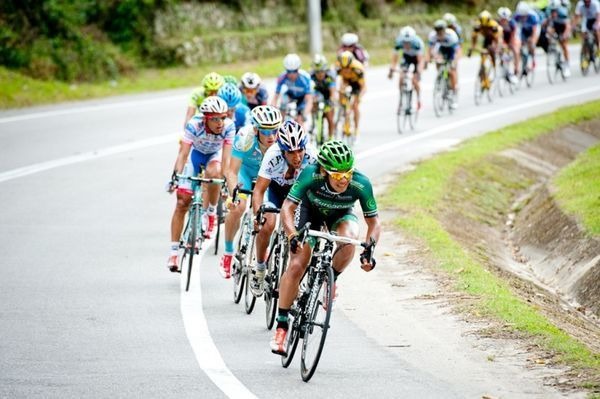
[0,0,504,82]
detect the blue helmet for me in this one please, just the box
[277,120,307,151]
[217,83,242,108]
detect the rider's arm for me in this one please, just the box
[281,198,299,239]
[252,176,270,215]
[389,51,399,77]
[174,142,192,175]
[184,107,196,127]
[364,215,381,248]
[225,157,242,195]
[220,143,232,179]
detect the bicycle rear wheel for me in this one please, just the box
[547,48,558,84]
[433,76,445,117]
[396,90,404,134]
[300,265,334,382]
[281,312,301,368]
[265,241,287,330]
[244,232,257,314]
[185,207,199,292]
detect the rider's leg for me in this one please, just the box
[223,197,246,250]
[171,192,192,242]
[330,220,360,274]
[326,109,335,139]
[353,95,360,135]
[278,244,312,309]
[512,38,521,75]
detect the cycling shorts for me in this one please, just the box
[295,201,359,246]
[191,148,221,176]
[264,181,293,209]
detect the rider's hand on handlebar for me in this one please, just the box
[166,171,178,193]
[359,240,376,272]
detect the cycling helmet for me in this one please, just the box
[199,96,228,114]
[217,83,242,108]
[337,51,354,68]
[548,0,561,9]
[341,32,359,46]
[516,1,531,15]
[201,72,225,92]
[399,26,417,41]
[283,53,301,71]
[223,75,238,85]
[317,140,354,172]
[479,10,492,26]
[433,19,447,30]
[277,120,307,151]
[497,7,512,19]
[443,13,457,26]
[251,105,282,130]
[312,54,329,71]
[240,72,261,89]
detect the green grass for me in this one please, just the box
[381,100,600,382]
[0,47,392,109]
[553,144,600,236]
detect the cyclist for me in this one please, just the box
[427,19,460,110]
[166,96,235,272]
[270,140,380,355]
[272,54,313,127]
[250,120,317,296]
[514,1,542,70]
[239,72,269,110]
[335,51,366,137]
[388,26,425,111]
[468,10,503,68]
[337,32,370,66]
[223,75,238,85]
[218,83,251,132]
[219,106,283,278]
[185,72,225,126]
[309,54,336,141]
[545,0,573,77]
[574,0,600,54]
[498,7,521,78]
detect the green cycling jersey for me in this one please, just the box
[287,164,378,218]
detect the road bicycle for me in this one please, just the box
[259,206,289,330]
[496,45,518,97]
[310,94,328,148]
[335,85,356,147]
[231,186,257,314]
[519,44,535,88]
[280,223,375,382]
[473,48,496,106]
[546,32,568,84]
[393,67,419,134]
[580,30,600,76]
[177,173,225,292]
[432,60,455,117]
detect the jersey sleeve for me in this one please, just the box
[287,166,316,204]
[223,121,236,145]
[188,87,204,108]
[358,177,378,218]
[183,121,196,144]
[275,74,286,94]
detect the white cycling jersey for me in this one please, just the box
[576,0,600,20]
[258,143,317,186]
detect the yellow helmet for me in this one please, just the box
[337,51,354,68]
[479,10,492,26]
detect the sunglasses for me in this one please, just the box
[286,69,299,74]
[207,116,227,122]
[325,169,353,181]
[257,127,277,136]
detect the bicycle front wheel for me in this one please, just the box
[244,232,257,314]
[407,89,418,130]
[433,76,445,117]
[232,213,250,304]
[300,265,334,382]
[547,48,558,84]
[396,90,404,134]
[185,207,200,292]
[265,241,288,330]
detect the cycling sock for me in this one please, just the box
[170,242,179,255]
[276,308,289,330]
[256,261,266,271]
[224,240,234,254]
[207,203,217,215]
[333,269,341,281]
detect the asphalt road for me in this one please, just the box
[1,46,599,398]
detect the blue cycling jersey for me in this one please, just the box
[514,11,541,31]
[275,70,313,100]
[547,6,570,24]
[234,103,251,132]
[394,35,425,56]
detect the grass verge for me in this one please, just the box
[380,100,600,391]
[553,144,600,236]
[0,47,391,109]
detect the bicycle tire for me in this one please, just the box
[407,89,418,130]
[185,206,199,292]
[547,47,558,84]
[213,195,224,255]
[433,75,445,117]
[396,90,404,134]
[300,265,334,382]
[474,72,483,106]
[265,239,287,329]
[281,312,301,368]
[232,213,250,304]
[244,230,257,314]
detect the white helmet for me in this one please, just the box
[341,32,359,46]
[241,72,261,89]
[443,13,457,25]
[251,105,282,130]
[283,53,301,71]
[199,96,228,114]
[497,7,512,19]
[516,1,531,15]
[399,26,416,41]
[548,0,561,8]
[277,120,307,151]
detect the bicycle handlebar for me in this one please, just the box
[176,174,225,185]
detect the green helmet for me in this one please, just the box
[202,72,225,92]
[223,74,238,85]
[317,140,354,172]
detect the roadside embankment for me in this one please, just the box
[380,100,600,395]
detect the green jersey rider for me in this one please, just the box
[270,140,381,355]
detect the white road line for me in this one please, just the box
[180,249,258,399]
[356,84,600,160]
[0,94,185,124]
